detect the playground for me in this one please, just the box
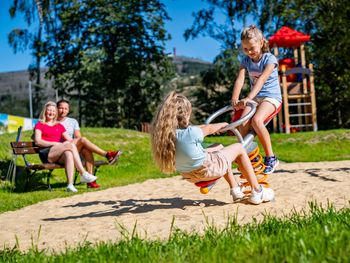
[0,159,349,252]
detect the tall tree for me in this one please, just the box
[184,0,259,49]
[8,0,52,116]
[46,0,174,128]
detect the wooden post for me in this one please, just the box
[281,65,290,134]
[293,47,299,65]
[309,64,318,131]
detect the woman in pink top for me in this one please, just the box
[34,101,97,192]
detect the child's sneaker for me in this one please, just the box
[80,171,97,183]
[248,186,275,205]
[106,150,122,165]
[230,186,245,202]
[67,184,78,192]
[251,156,260,163]
[87,181,100,189]
[263,156,279,174]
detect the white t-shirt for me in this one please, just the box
[60,117,80,138]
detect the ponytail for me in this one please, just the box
[241,25,270,53]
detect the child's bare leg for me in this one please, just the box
[220,143,260,191]
[237,106,253,137]
[235,152,260,191]
[251,101,275,156]
[223,171,239,188]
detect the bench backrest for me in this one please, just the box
[10,127,40,167]
[11,141,40,155]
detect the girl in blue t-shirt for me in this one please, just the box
[151,91,274,205]
[231,25,282,174]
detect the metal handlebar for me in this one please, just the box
[204,101,257,147]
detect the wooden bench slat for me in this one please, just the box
[11,141,36,147]
[13,148,39,154]
[28,163,64,170]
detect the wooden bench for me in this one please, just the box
[10,127,108,191]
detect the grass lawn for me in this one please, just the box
[0,128,349,261]
[1,203,349,262]
[0,128,349,214]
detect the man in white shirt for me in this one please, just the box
[57,99,121,188]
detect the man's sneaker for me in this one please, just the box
[80,171,97,183]
[87,181,100,189]
[67,184,78,193]
[248,186,275,205]
[230,186,245,202]
[106,150,122,165]
[263,156,279,174]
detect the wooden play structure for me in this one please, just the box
[269,26,318,133]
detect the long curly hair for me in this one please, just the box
[241,25,270,53]
[151,91,192,174]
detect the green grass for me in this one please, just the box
[1,202,349,262]
[0,128,166,214]
[0,129,349,214]
[0,129,349,261]
[206,129,350,162]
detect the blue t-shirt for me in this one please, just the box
[241,53,282,102]
[175,126,206,172]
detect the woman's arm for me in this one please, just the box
[34,129,60,147]
[62,131,74,142]
[200,122,229,137]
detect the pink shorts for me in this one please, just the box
[181,151,231,184]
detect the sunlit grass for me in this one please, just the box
[1,203,349,262]
[0,128,349,214]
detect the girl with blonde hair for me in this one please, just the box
[232,25,282,174]
[34,101,97,192]
[151,91,274,204]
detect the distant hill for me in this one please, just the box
[171,55,212,76]
[0,56,212,116]
[0,68,55,100]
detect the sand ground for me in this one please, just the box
[0,160,349,253]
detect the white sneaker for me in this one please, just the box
[80,171,97,183]
[248,186,275,205]
[230,186,245,201]
[67,184,78,192]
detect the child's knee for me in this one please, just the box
[251,116,264,128]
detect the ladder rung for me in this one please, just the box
[290,124,313,128]
[288,102,311,106]
[289,113,312,117]
[288,94,311,99]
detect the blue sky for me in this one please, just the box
[0,0,223,73]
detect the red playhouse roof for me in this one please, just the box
[269,26,310,48]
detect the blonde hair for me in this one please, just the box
[241,25,270,53]
[39,101,58,123]
[151,91,192,174]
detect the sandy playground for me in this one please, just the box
[0,160,349,253]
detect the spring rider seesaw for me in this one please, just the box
[195,101,281,195]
